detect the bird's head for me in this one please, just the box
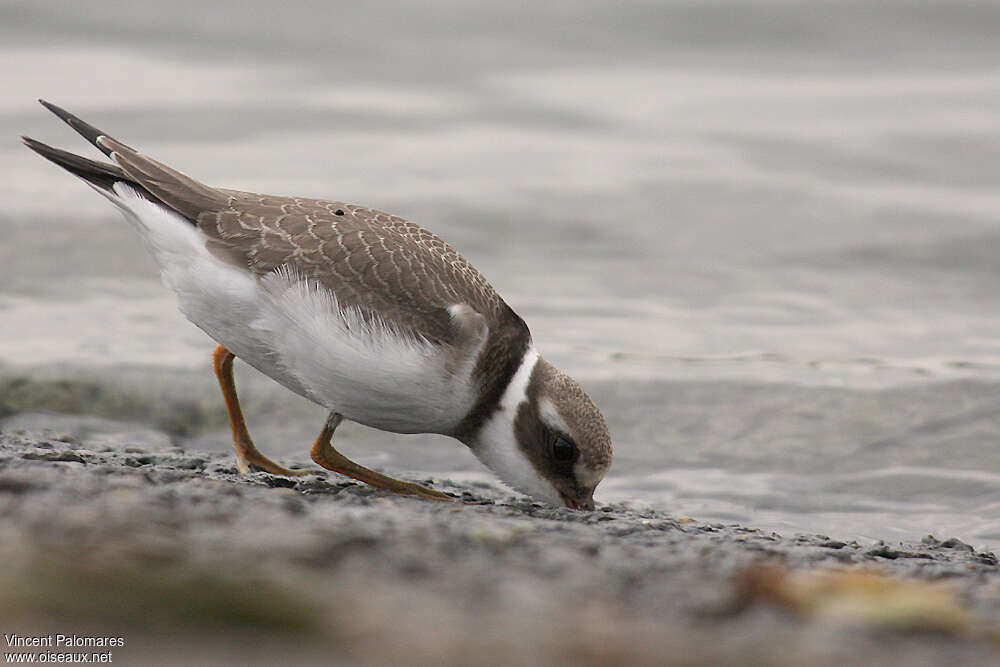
[472,348,612,509]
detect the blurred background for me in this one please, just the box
[3,0,1000,548]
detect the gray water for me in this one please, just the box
[3,0,1000,549]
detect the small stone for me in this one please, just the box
[22,450,85,464]
[866,545,901,559]
[939,538,974,552]
[819,541,847,549]
[174,457,207,470]
[262,475,297,489]
[976,552,998,566]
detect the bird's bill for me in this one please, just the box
[559,489,596,511]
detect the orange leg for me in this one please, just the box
[311,412,452,501]
[212,345,313,476]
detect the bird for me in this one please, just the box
[22,100,613,509]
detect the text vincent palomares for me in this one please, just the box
[4,634,124,648]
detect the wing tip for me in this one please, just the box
[36,99,131,157]
[38,99,87,132]
[21,135,45,162]
[21,135,55,158]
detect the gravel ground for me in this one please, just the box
[2,431,1000,666]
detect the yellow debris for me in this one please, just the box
[737,565,971,633]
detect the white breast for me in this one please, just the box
[106,184,485,434]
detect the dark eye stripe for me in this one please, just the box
[552,434,576,462]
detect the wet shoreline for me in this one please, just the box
[2,432,999,665]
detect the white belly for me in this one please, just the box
[107,184,480,434]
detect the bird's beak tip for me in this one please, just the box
[560,491,596,511]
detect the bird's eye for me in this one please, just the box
[552,434,577,463]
